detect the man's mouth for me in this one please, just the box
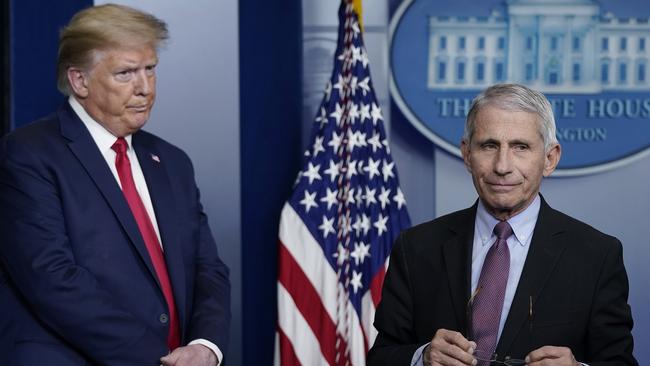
[128,105,149,112]
[487,182,519,192]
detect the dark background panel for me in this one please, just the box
[1,0,9,135]
[239,0,303,364]
[10,0,91,130]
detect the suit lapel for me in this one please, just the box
[496,197,569,356]
[133,133,188,336]
[59,104,160,286]
[442,205,476,337]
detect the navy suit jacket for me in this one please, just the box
[367,197,636,366]
[0,103,230,365]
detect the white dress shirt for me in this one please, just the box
[69,97,223,364]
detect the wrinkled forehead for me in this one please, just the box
[88,45,159,68]
[472,105,544,141]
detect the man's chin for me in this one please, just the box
[483,198,520,218]
[128,115,150,130]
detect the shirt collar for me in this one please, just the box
[475,194,541,247]
[68,96,133,151]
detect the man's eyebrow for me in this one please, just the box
[508,139,531,145]
[474,138,499,145]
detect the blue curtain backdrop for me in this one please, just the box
[239,0,303,364]
[1,0,9,135]
[9,0,91,129]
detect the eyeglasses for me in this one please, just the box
[473,349,527,365]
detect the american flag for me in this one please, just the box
[276,1,411,365]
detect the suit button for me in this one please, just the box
[159,313,169,324]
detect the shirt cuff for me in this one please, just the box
[411,342,430,366]
[188,339,223,365]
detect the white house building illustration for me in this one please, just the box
[427,0,650,93]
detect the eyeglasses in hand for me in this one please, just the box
[473,349,527,365]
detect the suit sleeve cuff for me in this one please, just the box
[411,342,429,366]
[188,339,223,365]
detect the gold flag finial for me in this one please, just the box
[352,0,363,32]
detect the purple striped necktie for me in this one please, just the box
[472,221,513,365]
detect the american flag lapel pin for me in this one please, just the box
[151,154,160,163]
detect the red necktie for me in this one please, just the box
[112,137,180,350]
[471,221,512,365]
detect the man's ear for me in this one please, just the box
[460,139,472,172]
[543,143,562,177]
[67,68,89,98]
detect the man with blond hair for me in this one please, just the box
[0,4,230,366]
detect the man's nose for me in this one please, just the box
[134,70,153,95]
[494,148,513,175]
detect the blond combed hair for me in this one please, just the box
[57,3,168,95]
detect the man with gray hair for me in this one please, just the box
[368,84,636,366]
[0,4,229,366]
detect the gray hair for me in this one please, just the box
[463,83,558,151]
[57,3,169,95]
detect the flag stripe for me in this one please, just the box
[361,289,377,353]
[279,203,338,321]
[370,260,386,307]
[277,327,304,366]
[278,241,338,364]
[279,206,372,366]
[346,298,368,366]
[277,283,330,366]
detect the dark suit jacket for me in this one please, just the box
[367,197,636,366]
[0,103,230,366]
